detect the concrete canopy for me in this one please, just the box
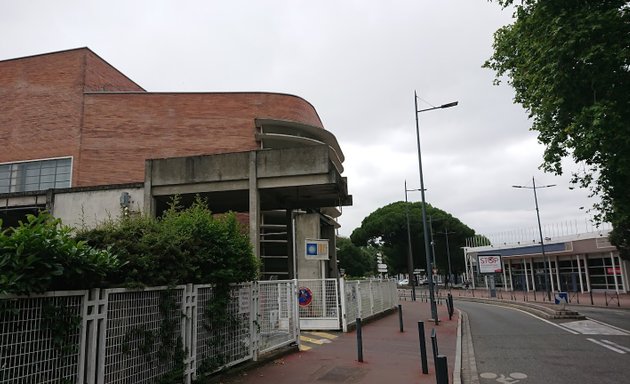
[145,145,352,216]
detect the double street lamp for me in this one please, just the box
[513,177,556,302]
[414,91,458,322]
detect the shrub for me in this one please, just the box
[0,213,121,295]
[76,197,259,288]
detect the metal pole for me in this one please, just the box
[356,318,363,362]
[533,177,552,302]
[405,180,416,301]
[414,91,438,322]
[398,304,404,332]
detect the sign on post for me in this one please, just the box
[305,238,329,260]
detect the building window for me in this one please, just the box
[0,157,72,193]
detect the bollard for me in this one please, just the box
[447,293,454,320]
[398,304,404,332]
[431,328,439,374]
[617,292,620,307]
[356,318,363,362]
[436,355,449,384]
[417,321,428,374]
[590,289,594,305]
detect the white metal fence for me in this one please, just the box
[0,281,299,384]
[0,278,396,383]
[340,278,398,332]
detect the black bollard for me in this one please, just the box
[356,318,363,362]
[398,304,404,332]
[436,355,449,384]
[431,328,439,374]
[417,321,428,374]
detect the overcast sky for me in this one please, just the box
[1,0,604,243]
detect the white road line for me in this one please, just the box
[587,338,627,354]
[469,301,580,334]
[600,339,630,353]
[586,317,630,335]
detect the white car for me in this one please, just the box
[398,278,409,286]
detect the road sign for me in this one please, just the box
[305,239,329,260]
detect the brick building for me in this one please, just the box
[1,48,352,280]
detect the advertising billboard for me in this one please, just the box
[478,254,502,274]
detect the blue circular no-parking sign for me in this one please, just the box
[298,287,313,307]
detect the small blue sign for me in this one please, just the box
[306,243,318,256]
[554,292,568,304]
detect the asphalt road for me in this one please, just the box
[457,301,630,384]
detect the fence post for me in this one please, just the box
[418,321,428,374]
[339,277,348,332]
[436,355,449,384]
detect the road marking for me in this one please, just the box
[298,344,312,351]
[299,335,329,345]
[587,338,627,354]
[480,372,528,382]
[600,339,630,353]
[560,319,628,335]
[309,331,338,340]
[586,317,630,334]
[466,301,580,334]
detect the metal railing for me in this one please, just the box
[0,281,300,384]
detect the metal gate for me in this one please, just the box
[297,279,340,330]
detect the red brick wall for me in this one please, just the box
[79,92,324,186]
[1,49,327,188]
[84,51,145,92]
[0,50,85,169]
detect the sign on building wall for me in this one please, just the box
[478,254,503,274]
[305,238,329,260]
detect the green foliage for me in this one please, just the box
[336,237,376,277]
[485,1,630,259]
[0,212,121,295]
[350,202,476,274]
[76,197,259,287]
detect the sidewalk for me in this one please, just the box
[208,300,459,384]
[454,288,630,309]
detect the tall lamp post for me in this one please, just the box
[414,91,458,322]
[405,180,423,301]
[513,177,556,301]
[436,227,456,289]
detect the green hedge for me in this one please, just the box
[0,198,259,295]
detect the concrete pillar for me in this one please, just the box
[249,151,260,259]
[295,213,321,279]
[577,254,585,293]
[143,160,156,217]
[524,258,531,292]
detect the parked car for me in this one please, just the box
[398,278,409,286]
[418,277,428,285]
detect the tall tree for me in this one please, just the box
[350,202,475,276]
[336,237,377,277]
[485,0,630,259]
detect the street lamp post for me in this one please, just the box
[404,180,422,301]
[513,177,556,302]
[414,91,458,323]
[436,227,455,289]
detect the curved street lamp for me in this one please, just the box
[414,91,458,323]
[513,177,556,302]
